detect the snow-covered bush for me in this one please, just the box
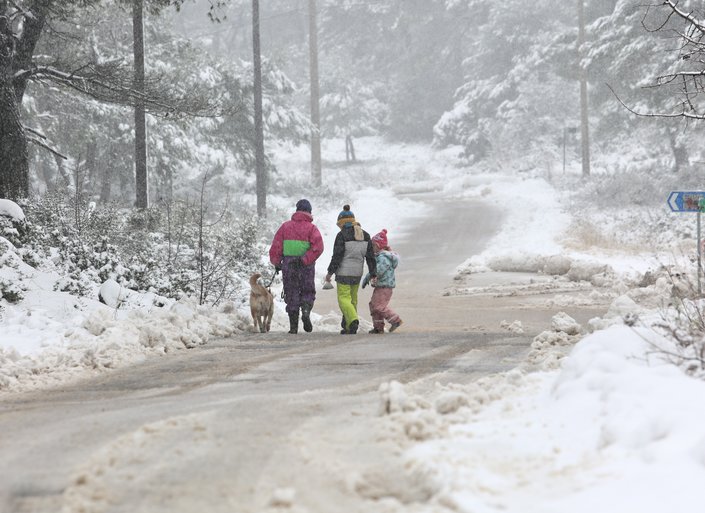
[649,269,705,377]
[12,192,264,305]
[0,201,27,249]
[654,298,705,377]
[0,244,27,303]
[0,270,25,303]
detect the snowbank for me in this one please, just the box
[377,325,705,512]
[0,296,252,392]
[0,233,254,392]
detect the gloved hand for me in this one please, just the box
[361,275,369,289]
[275,265,282,272]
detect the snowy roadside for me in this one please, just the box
[366,160,705,510]
[0,245,255,392]
[375,322,705,513]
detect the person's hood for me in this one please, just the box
[291,211,313,222]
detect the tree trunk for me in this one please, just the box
[155,158,173,203]
[0,80,29,199]
[73,157,82,198]
[133,0,149,208]
[165,160,173,203]
[668,128,688,173]
[40,160,55,192]
[55,152,70,189]
[99,168,112,203]
[85,137,98,197]
[0,1,46,200]
[308,0,322,186]
[99,144,112,203]
[345,134,356,162]
[577,0,591,177]
[252,0,267,217]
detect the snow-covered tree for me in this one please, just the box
[574,0,705,173]
[0,0,228,202]
[433,1,574,164]
[320,0,465,141]
[21,4,308,205]
[320,79,388,161]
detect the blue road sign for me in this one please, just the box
[668,191,705,212]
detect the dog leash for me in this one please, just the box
[266,269,279,289]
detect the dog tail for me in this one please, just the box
[250,273,262,288]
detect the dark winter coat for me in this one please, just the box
[327,223,377,285]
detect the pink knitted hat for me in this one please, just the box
[372,229,388,249]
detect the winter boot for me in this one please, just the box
[340,317,347,335]
[288,311,299,334]
[301,303,313,333]
[389,319,403,332]
[348,320,359,335]
[369,328,384,334]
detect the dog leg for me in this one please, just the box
[267,297,274,332]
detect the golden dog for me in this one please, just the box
[249,273,274,333]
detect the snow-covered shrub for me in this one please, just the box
[577,170,663,209]
[0,277,24,303]
[54,267,94,297]
[49,236,126,296]
[654,297,705,377]
[0,204,27,249]
[11,192,265,305]
[0,248,27,303]
[643,267,705,377]
[126,207,163,232]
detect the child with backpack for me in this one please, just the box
[362,229,403,334]
[325,205,377,335]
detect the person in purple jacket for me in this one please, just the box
[269,199,324,334]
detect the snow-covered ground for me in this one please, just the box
[2,137,704,511]
[378,323,705,513]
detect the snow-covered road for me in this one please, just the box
[0,330,530,512]
[0,194,609,512]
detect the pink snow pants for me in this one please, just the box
[369,287,401,331]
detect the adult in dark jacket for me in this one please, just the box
[324,205,376,334]
[270,199,324,334]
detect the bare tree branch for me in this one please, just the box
[606,82,705,120]
[663,0,705,34]
[630,2,705,120]
[23,125,67,159]
[27,134,67,159]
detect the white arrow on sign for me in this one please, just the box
[668,191,679,212]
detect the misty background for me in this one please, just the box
[2,0,704,306]
[9,0,700,205]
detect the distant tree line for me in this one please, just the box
[3,0,705,205]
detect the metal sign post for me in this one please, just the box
[699,210,702,296]
[698,198,705,296]
[668,191,705,296]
